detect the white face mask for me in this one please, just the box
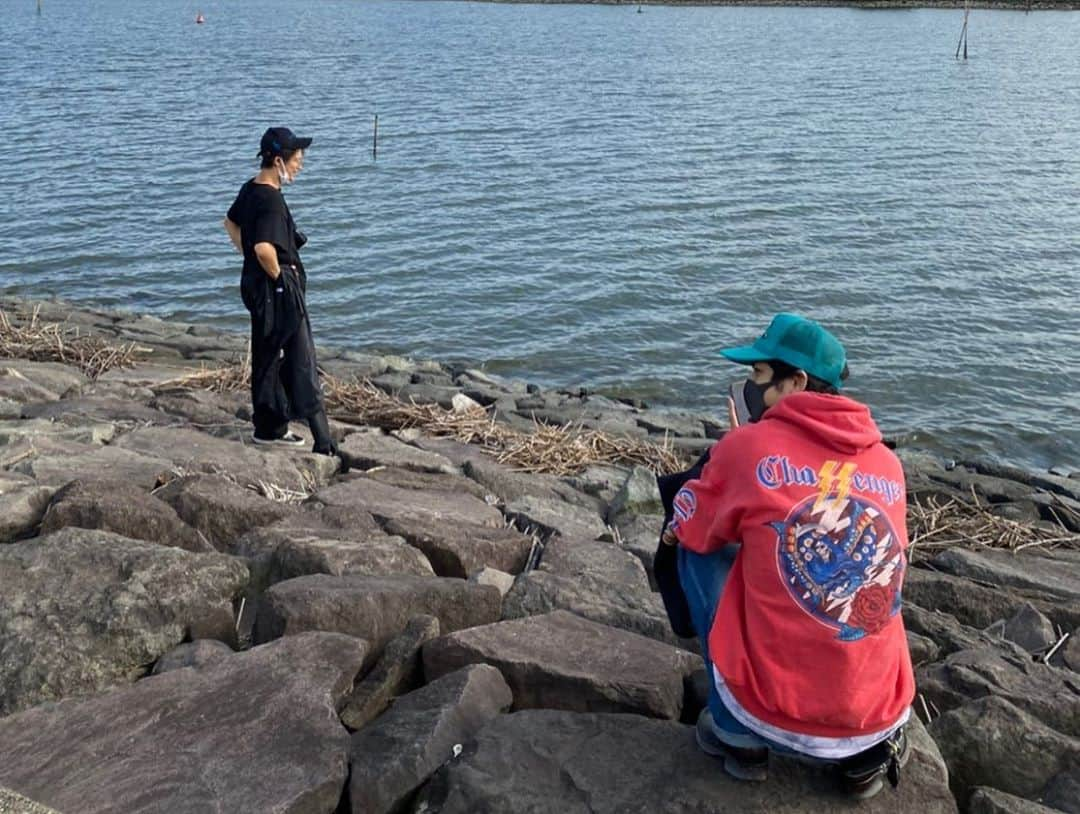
[276,159,293,186]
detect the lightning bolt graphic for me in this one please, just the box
[814,461,857,513]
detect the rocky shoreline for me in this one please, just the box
[0,295,1078,813]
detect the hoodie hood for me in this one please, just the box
[761,392,882,456]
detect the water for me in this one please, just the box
[3,1,1079,470]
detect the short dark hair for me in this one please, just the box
[767,359,848,395]
[259,147,298,169]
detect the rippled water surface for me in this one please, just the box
[3,0,1079,469]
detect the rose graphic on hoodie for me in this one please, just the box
[772,494,904,641]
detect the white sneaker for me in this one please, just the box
[251,431,306,447]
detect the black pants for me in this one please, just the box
[242,273,329,447]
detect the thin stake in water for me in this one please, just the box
[373,114,378,159]
[955,0,971,61]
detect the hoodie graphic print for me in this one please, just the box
[672,392,915,739]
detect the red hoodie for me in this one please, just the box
[672,392,915,740]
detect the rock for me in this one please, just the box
[254,529,435,588]
[0,366,60,403]
[962,459,1080,504]
[607,465,663,523]
[364,466,493,500]
[338,431,456,474]
[417,710,956,814]
[563,463,631,505]
[408,435,490,468]
[929,696,1080,806]
[21,395,177,426]
[917,647,1080,737]
[612,512,664,587]
[0,527,248,716]
[468,567,516,597]
[1042,765,1080,814]
[923,468,1035,505]
[114,425,336,491]
[371,370,412,394]
[968,787,1062,814]
[348,664,512,814]
[40,479,213,553]
[902,603,1016,658]
[253,574,502,657]
[907,630,941,666]
[504,494,608,540]
[904,568,1080,636]
[0,473,53,543]
[14,443,174,489]
[0,416,116,445]
[0,632,364,813]
[1064,629,1080,673]
[151,639,234,674]
[503,536,677,645]
[148,389,246,432]
[0,360,88,395]
[0,787,61,813]
[1002,602,1058,653]
[313,476,504,529]
[450,392,483,413]
[461,456,603,512]
[155,474,294,551]
[397,382,462,409]
[379,516,533,578]
[423,610,699,720]
[635,411,706,439]
[340,615,441,731]
[932,548,1080,602]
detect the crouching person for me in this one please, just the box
[663,314,914,799]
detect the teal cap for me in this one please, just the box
[721,313,847,390]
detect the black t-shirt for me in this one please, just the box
[226,179,306,284]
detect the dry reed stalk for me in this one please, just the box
[0,306,147,378]
[907,493,1080,562]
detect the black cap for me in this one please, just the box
[259,127,313,159]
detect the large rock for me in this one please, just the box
[0,366,61,403]
[380,515,533,578]
[423,610,700,720]
[0,416,116,445]
[968,787,1062,814]
[504,494,608,540]
[338,431,456,474]
[607,464,663,523]
[0,360,88,396]
[313,477,503,529]
[929,696,1080,806]
[155,473,294,551]
[0,632,364,813]
[417,710,956,814]
[904,568,1080,635]
[902,603,1019,658]
[918,647,1080,737]
[340,615,441,731]
[0,471,53,543]
[13,443,174,489]
[253,574,502,656]
[21,395,177,426]
[0,527,248,716]
[1001,603,1058,653]
[363,466,492,500]
[503,536,675,645]
[236,526,434,590]
[40,479,213,552]
[151,639,234,675]
[348,664,512,814]
[114,425,336,491]
[931,548,1080,602]
[462,457,603,512]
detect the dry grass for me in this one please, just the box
[0,306,148,379]
[907,491,1080,562]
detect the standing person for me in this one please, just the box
[663,314,913,799]
[223,127,340,462]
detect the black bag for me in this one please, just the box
[653,448,712,639]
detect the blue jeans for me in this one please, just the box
[678,545,793,751]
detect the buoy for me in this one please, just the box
[195,12,205,24]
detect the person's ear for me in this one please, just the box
[789,370,809,393]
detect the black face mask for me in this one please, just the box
[729,378,772,425]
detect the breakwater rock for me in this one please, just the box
[0,295,1077,813]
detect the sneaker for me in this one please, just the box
[836,727,910,800]
[251,431,307,447]
[695,709,769,782]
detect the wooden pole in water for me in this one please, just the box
[372,114,378,159]
[955,0,970,60]
[37,0,42,15]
